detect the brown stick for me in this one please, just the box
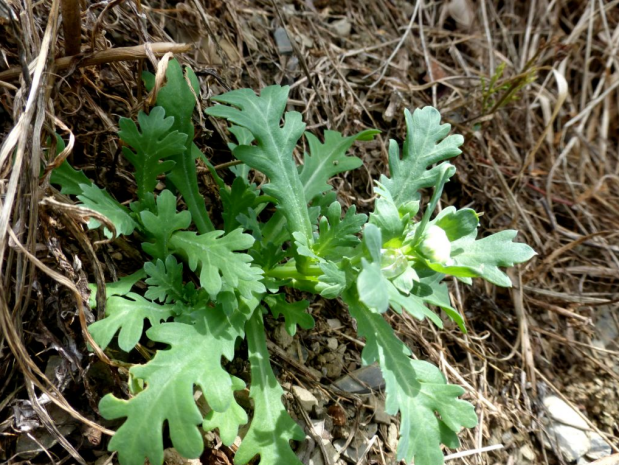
[60,0,81,56]
[0,42,192,81]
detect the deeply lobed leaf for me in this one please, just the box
[119,107,187,200]
[345,291,478,465]
[100,299,257,465]
[140,190,191,260]
[300,129,380,200]
[264,294,314,336]
[314,201,367,260]
[77,183,138,239]
[144,256,185,303]
[205,86,312,243]
[234,310,306,465]
[380,107,463,207]
[145,60,214,233]
[170,228,265,300]
[88,293,175,352]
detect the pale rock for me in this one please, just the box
[586,432,612,460]
[307,366,323,381]
[446,0,475,29]
[546,423,591,462]
[334,363,385,393]
[292,385,318,412]
[543,395,589,429]
[518,444,536,462]
[163,448,202,464]
[387,423,398,451]
[327,318,342,329]
[273,323,294,349]
[310,441,339,465]
[273,27,292,55]
[326,337,339,350]
[330,18,351,38]
[365,422,378,438]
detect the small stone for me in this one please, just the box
[311,419,330,440]
[307,366,323,380]
[273,323,293,349]
[273,27,293,55]
[372,397,391,425]
[325,363,344,378]
[163,449,201,464]
[546,423,591,462]
[286,56,298,72]
[387,423,398,451]
[310,441,339,465]
[586,433,612,460]
[326,337,338,350]
[334,363,385,393]
[501,431,514,447]
[334,437,369,463]
[543,396,589,430]
[519,444,536,462]
[327,318,342,329]
[296,33,314,48]
[292,385,318,412]
[330,18,351,37]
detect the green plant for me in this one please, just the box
[50,59,535,465]
[480,62,537,113]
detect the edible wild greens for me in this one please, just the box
[51,59,535,465]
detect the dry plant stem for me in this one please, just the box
[25,380,87,464]
[444,444,504,461]
[440,354,499,414]
[8,227,118,370]
[0,42,192,82]
[60,0,81,56]
[2,232,115,436]
[516,69,568,180]
[0,0,60,281]
[508,268,536,391]
[367,1,419,89]
[266,340,320,382]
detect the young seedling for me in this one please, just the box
[51,59,535,465]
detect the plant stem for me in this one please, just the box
[60,0,81,56]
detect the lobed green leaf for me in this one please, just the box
[170,228,265,300]
[380,107,463,207]
[234,310,305,465]
[100,298,257,465]
[88,293,175,352]
[206,86,312,244]
[345,291,477,465]
[77,183,138,239]
[140,190,191,260]
[119,106,186,200]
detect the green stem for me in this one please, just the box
[412,164,455,246]
[264,260,321,281]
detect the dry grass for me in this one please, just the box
[1,0,618,463]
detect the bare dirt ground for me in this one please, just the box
[1,0,618,464]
